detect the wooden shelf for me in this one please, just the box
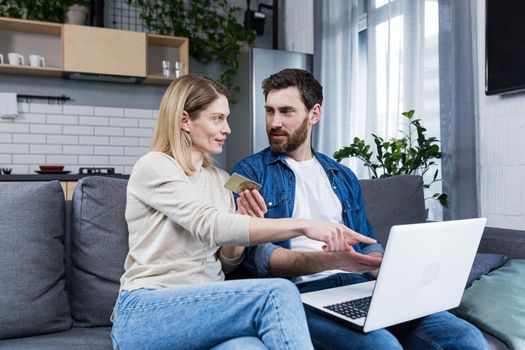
[0,17,189,84]
[63,24,147,77]
[0,63,63,77]
[146,33,189,79]
[0,16,61,35]
[0,16,62,70]
[148,34,188,47]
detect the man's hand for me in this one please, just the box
[236,189,267,217]
[366,251,383,278]
[268,246,382,277]
[327,248,382,273]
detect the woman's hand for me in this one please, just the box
[236,189,267,218]
[302,220,377,252]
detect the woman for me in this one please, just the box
[111,74,376,349]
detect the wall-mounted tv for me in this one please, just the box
[486,0,525,95]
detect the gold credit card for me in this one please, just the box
[224,173,262,194]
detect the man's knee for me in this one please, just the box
[454,319,488,349]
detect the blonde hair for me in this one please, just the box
[150,74,230,176]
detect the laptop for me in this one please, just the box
[301,218,487,333]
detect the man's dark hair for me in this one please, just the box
[262,68,323,110]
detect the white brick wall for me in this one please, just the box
[0,102,156,175]
[475,5,525,230]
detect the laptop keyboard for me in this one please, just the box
[324,296,372,319]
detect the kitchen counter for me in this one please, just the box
[0,174,129,181]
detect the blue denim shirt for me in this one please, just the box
[231,147,384,278]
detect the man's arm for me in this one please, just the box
[268,247,382,278]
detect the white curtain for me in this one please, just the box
[367,0,422,141]
[312,0,359,164]
[313,0,443,219]
[368,0,443,219]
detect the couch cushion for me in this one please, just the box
[359,175,426,245]
[70,177,129,327]
[466,253,508,288]
[478,226,525,259]
[456,259,525,350]
[0,181,72,339]
[0,326,112,350]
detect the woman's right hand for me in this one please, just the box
[301,219,377,252]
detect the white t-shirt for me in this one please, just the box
[285,156,345,283]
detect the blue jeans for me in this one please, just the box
[297,273,490,350]
[111,278,314,350]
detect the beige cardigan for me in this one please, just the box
[119,152,250,291]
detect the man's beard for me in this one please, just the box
[267,117,309,154]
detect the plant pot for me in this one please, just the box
[65,5,89,25]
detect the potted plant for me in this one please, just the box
[333,110,448,207]
[64,0,90,25]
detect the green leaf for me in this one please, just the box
[401,110,415,119]
[437,193,448,208]
[334,109,447,207]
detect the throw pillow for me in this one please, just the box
[456,259,525,350]
[70,176,129,326]
[0,181,72,339]
[465,253,508,288]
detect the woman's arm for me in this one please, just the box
[249,216,376,251]
[238,190,377,251]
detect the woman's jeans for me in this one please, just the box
[111,278,314,350]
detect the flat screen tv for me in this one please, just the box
[485,0,525,95]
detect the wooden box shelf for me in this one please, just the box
[63,24,147,77]
[0,17,62,70]
[145,33,189,85]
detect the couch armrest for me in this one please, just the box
[478,226,525,259]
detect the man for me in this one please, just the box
[231,68,489,349]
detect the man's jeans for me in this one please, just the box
[297,273,490,350]
[111,278,314,350]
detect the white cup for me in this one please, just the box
[0,54,3,64]
[8,52,24,65]
[29,54,45,67]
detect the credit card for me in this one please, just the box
[224,172,262,194]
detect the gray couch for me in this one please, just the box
[0,175,523,349]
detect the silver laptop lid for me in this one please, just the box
[363,218,486,332]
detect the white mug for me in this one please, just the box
[29,54,45,67]
[8,52,24,65]
[0,54,3,64]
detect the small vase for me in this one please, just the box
[65,5,89,25]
